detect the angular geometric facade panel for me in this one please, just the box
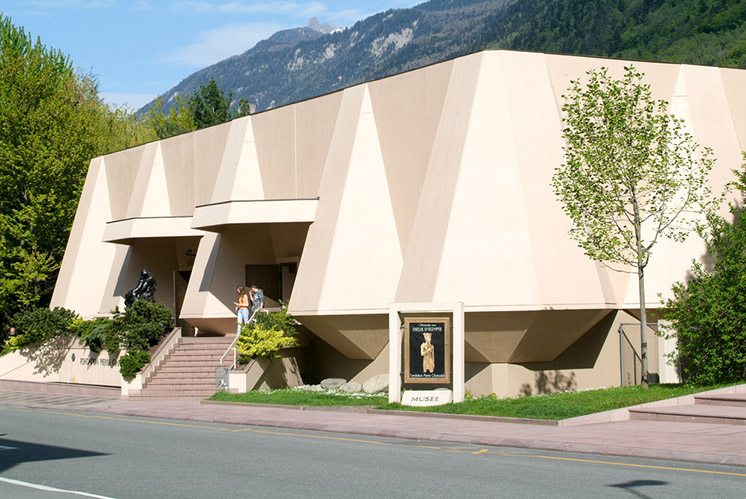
[51,50,746,395]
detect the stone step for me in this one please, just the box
[146,378,216,387]
[629,404,746,425]
[129,389,219,399]
[161,359,227,368]
[167,353,230,360]
[153,366,221,374]
[170,349,231,356]
[695,393,746,408]
[135,337,236,398]
[148,372,215,380]
[171,342,231,352]
[165,354,226,361]
[180,337,235,345]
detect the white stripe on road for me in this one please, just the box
[0,477,114,498]
[0,446,17,450]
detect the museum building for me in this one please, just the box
[47,49,746,397]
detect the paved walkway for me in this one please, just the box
[1,387,745,467]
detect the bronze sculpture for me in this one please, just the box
[124,269,157,308]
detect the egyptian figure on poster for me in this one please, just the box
[420,332,435,373]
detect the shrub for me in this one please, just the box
[237,323,298,362]
[253,307,297,338]
[119,350,151,381]
[237,308,299,362]
[664,162,746,384]
[69,317,116,354]
[11,307,77,346]
[118,300,172,351]
[1,333,29,354]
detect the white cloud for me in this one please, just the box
[156,22,286,68]
[22,0,114,9]
[168,1,326,18]
[100,91,157,110]
[165,2,419,27]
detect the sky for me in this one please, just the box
[1,0,422,109]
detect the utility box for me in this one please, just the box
[215,367,230,390]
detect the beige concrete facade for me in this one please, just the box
[51,50,746,396]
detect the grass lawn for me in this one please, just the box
[210,383,728,420]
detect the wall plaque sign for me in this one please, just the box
[403,317,451,384]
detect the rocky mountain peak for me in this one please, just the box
[307,17,340,34]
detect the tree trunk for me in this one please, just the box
[638,264,649,389]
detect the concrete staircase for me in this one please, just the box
[135,336,236,399]
[629,392,746,425]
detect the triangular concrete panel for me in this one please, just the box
[499,51,611,307]
[124,142,159,218]
[161,133,195,216]
[368,60,454,254]
[51,157,118,317]
[138,143,172,217]
[433,52,540,305]
[181,232,232,319]
[315,85,403,311]
[395,54,483,304]
[253,106,296,199]
[210,117,265,203]
[104,146,146,221]
[721,68,746,153]
[289,86,364,314]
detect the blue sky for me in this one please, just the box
[1,0,422,109]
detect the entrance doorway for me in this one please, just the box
[173,270,194,336]
[245,262,297,307]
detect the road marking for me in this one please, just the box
[16,407,746,478]
[254,428,387,446]
[504,453,746,478]
[0,445,16,451]
[0,477,114,498]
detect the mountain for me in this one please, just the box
[146,0,746,115]
[146,0,510,113]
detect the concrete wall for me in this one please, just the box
[50,50,746,392]
[0,336,122,387]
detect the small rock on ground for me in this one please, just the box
[362,374,388,394]
[339,382,362,393]
[320,378,347,391]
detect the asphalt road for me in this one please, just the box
[0,405,744,499]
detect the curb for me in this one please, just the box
[201,400,559,426]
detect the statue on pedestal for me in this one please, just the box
[124,269,157,308]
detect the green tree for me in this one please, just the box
[145,80,251,139]
[144,94,196,139]
[189,79,232,129]
[664,158,746,384]
[235,98,253,119]
[552,65,715,386]
[0,15,151,326]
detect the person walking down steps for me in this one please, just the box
[235,286,250,335]
[249,284,264,314]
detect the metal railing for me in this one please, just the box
[219,309,260,370]
[618,322,659,386]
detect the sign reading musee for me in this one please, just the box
[403,317,451,384]
[401,389,452,407]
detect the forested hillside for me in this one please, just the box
[482,0,746,68]
[149,0,745,114]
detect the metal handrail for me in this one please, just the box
[220,308,260,369]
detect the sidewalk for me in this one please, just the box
[1,384,745,467]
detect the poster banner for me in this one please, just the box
[403,317,451,384]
